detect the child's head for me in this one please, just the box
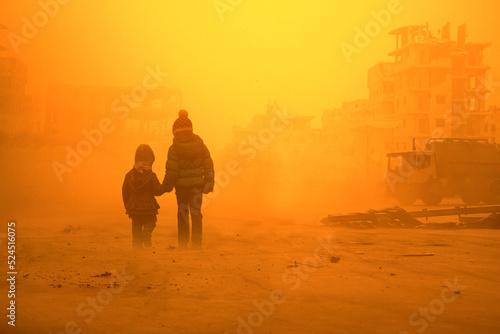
[134,144,155,172]
[172,110,193,138]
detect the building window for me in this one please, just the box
[470,76,477,89]
[419,50,426,65]
[407,71,415,87]
[452,56,467,76]
[419,119,429,134]
[468,97,478,112]
[436,119,445,127]
[466,121,475,136]
[383,82,394,94]
[430,70,446,86]
[436,95,446,104]
[151,100,163,109]
[418,95,430,111]
[0,77,12,89]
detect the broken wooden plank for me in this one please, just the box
[321,205,500,224]
[401,253,435,257]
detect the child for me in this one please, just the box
[122,144,165,249]
[163,110,214,250]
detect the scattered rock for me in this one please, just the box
[91,271,112,277]
[61,225,80,233]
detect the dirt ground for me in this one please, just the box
[1,144,500,333]
[1,211,500,334]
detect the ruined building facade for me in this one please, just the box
[45,84,182,144]
[0,53,42,135]
[387,23,491,151]
[325,23,495,180]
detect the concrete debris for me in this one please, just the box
[322,206,500,229]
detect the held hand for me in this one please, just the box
[202,182,214,194]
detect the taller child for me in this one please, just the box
[163,110,214,249]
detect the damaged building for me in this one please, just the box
[324,23,495,181]
[44,84,182,147]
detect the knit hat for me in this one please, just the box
[135,144,155,163]
[172,110,193,135]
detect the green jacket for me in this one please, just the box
[163,134,214,192]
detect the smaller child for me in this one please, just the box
[122,144,165,249]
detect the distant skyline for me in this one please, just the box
[1,0,499,147]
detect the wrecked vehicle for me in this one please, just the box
[386,138,500,205]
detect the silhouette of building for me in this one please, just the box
[45,84,182,141]
[486,106,500,143]
[323,23,496,181]
[0,53,28,134]
[321,102,371,180]
[0,25,43,135]
[387,23,491,150]
[227,101,320,186]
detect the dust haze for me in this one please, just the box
[1,1,500,333]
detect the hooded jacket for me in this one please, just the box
[122,167,165,216]
[163,133,214,192]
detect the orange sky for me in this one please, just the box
[1,0,499,147]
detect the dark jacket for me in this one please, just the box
[163,133,214,192]
[122,168,165,216]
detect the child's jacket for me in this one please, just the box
[162,134,214,192]
[122,167,165,216]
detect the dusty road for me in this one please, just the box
[1,210,499,334]
[1,146,499,333]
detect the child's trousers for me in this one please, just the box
[130,215,157,249]
[175,187,203,249]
